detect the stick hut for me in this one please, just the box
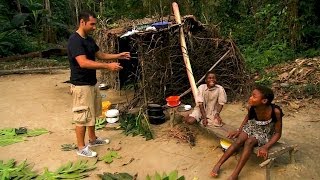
[94,15,250,110]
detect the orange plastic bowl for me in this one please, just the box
[166,96,181,107]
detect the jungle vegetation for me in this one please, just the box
[0,0,319,72]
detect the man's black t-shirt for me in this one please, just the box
[67,33,99,85]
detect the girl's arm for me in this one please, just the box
[227,109,249,139]
[257,108,283,159]
[263,108,283,149]
[237,113,249,132]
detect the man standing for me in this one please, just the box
[67,10,130,157]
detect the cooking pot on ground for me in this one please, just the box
[147,104,164,117]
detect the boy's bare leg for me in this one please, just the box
[88,126,96,142]
[75,126,86,149]
[211,132,248,177]
[229,137,258,179]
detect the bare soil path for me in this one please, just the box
[0,70,319,180]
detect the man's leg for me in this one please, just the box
[88,126,96,142]
[229,137,258,180]
[75,126,86,149]
[211,132,248,177]
[88,85,109,146]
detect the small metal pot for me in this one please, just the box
[148,114,166,125]
[147,104,164,117]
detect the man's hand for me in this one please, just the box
[106,62,123,71]
[118,52,131,60]
[227,130,240,139]
[257,146,269,160]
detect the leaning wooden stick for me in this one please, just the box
[172,2,198,104]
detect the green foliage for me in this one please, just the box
[243,42,295,72]
[254,73,276,87]
[0,159,96,180]
[303,84,320,97]
[146,170,185,180]
[1,0,319,72]
[60,143,77,151]
[26,128,49,137]
[0,58,69,70]
[98,151,121,164]
[0,16,36,56]
[98,172,134,180]
[95,117,107,130]
[0,159,38,180]
[37,160,96,179]
[119,110,153,140]
[0,127,49,147]
[287,83,320,98]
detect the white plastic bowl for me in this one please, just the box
[184,105,192,111]
[105,109,119,118]
[106,117,119,123]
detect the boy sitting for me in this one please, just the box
[184,71,227,127]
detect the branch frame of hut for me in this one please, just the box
[94,15,250,112]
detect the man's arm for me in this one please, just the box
[75,55,122,71]
[95,51,130,60]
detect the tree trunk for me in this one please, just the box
[43,0,56,43]
[288,0,300,48]
[15,0,22,13]
[75,0,80,24]
[99,0,103,16]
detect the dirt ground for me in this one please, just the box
[0,70,319,180]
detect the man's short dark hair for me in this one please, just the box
[205,70,216,79]
[78,10,96,22]
[255,85,274,105]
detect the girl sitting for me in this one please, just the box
[211,85,284,180]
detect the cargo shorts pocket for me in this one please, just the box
[72,106,91,124]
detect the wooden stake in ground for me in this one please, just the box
[172,2,198,104]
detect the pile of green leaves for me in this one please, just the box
[0,159,96,180]
[37,160,96,179]
[119,111,153,140]
[0,127,49,147]
[146,170,185,180]
[95,117,107,130]
[0,159,37,179]
[98,172,135,180]
[98,151,121,164]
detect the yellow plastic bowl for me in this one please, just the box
[220,139,232,150]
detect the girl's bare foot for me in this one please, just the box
[210,165,220,177]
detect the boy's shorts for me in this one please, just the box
[70,84,102,126]
[189,107,220,127]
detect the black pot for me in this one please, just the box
[147,104,164,117]
[148,115,166,125]
[147,103,163,110]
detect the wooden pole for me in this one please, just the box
[172,2,197,104]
